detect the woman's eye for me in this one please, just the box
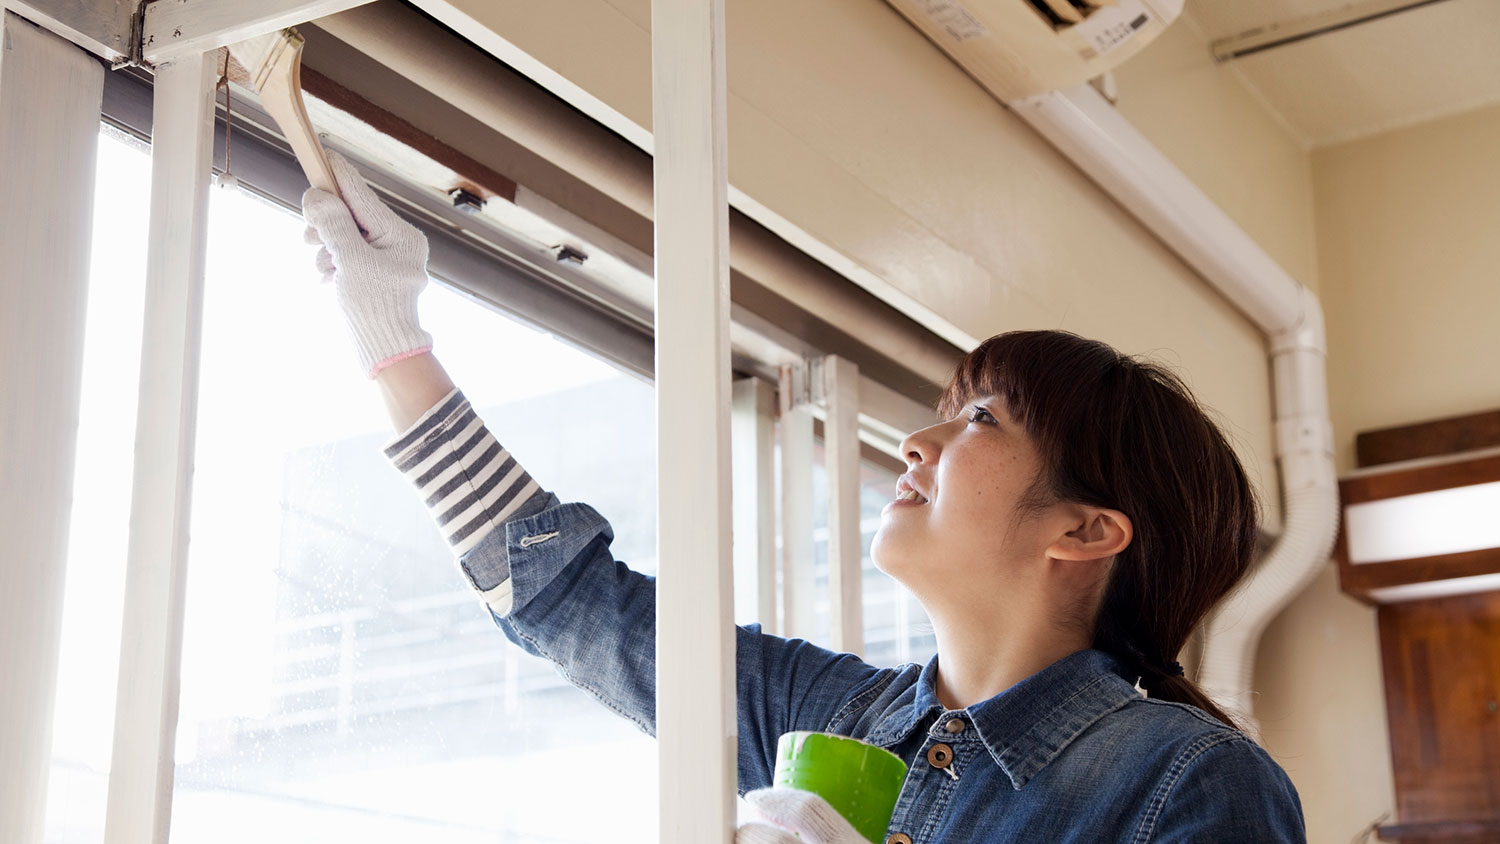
[968,406,994,424]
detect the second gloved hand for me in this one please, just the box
[737,788,872,844]
[301,150,433,378]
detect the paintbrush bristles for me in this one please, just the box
[226,28,305,92]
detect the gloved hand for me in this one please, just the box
[737,788,871,844]
[301,150,433,377]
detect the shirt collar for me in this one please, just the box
[865,649,1141,790]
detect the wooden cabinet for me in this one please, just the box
[1333,410,1500,843]
[1376,593,1500,842]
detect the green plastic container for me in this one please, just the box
[772,731,907,844]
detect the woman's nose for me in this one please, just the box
[898,422,944,468]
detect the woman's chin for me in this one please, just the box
[869,532,908,578]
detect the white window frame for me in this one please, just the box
[0,12,104,844]
[5,4,943,843]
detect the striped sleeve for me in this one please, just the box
[382,388,546,557]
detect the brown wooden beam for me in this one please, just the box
[1341,546,1500,600]
[1341,453,1500,503]
[1357,409,1500,469]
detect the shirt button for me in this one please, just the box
[885,835,913,844]
[927,742,954,769]
[943,718,966,734]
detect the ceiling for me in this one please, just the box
[1182,0,1500,147]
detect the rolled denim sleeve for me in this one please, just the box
[461,498,887,790]
[1146,734,1307,843]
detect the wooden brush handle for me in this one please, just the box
[254,35,339,197]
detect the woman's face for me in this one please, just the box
[870,395,1053,600]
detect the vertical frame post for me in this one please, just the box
[822,355,864,656]
[778,364,816,639]
[102,51,218,844]
[733,377,778,632]
[651,0,735,840]
[0,13,104,844]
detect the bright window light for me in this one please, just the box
[1344,480,1500,565]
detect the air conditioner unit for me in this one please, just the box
[884,0,1184,102]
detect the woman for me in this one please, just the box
[303,153,1305,843]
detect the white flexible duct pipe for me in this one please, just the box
[1011,85,1340,736]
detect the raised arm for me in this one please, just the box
[301,154,885,796]
[300,152,457,431]
[301,152,547,560]
[375,351,456,433]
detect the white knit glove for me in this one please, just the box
[301,151,433,377]
[737,788,872,844]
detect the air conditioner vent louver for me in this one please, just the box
[1024,0,1124,30]
[889,0,1183,102]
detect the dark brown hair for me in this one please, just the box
[937,330,1258,730]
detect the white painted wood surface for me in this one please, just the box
[141,0,374,61]
[1,0,135,62]
[778,364,816,640]
[650,0,736,840]
[732,377,777,632]
[101,51,218,844]
[0,13,103,844]
[823,355,864,656]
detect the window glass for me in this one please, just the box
[165,163,657,842]
[44,125,152,844]
[45,124,929,844]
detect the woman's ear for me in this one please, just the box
[1046,506,1133,563]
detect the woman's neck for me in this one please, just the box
[928,607,1091,710]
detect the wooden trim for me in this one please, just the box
[1332,521,1375,605]
[1342,547,1500,598]
[300,66,518,203]
[1357,408,1500,468]
[650,0,737,839]
[103,52,218,844]
[780,396,816,639]
[0,14,104,842]
[825,355,864,657]
[2,0,135,63]
[732,378,778,633]
[1378,819,1500,840]
[141,0,375,62]
[1341,454,1500,502]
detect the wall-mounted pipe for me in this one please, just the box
[1011,84,1340,735]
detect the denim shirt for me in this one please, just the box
[466,499,1306,843]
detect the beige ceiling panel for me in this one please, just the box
[1194,0,1500,146]
[1187,0,1383,40]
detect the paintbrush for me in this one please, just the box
[225,28,340,197]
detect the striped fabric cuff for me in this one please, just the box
[382,388,543,556]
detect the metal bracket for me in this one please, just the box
[110,0,148,69]
[778,358,818,416]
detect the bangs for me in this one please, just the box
[936,330,1129,441]
[937,343,1018,422]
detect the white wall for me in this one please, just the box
[1314,102,1500,471]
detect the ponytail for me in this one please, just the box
[1140,673,1242,730]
